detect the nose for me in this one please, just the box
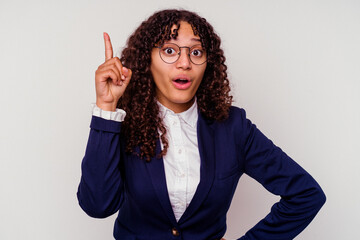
[176,48,191,69]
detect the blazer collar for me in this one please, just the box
[178,112,216,224]
[145,140,178,226]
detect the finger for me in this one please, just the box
[100,57,123,76]
[122,67,132,82]
[98,62,122,79]
[110,65,122,82]
[98,65,122,85]
[113,57,123,76]
[98,69,120,85]
[103,32,113,61]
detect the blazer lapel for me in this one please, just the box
[178,113,216,224]
[145,140,178,226]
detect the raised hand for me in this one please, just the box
[95,32,132,111]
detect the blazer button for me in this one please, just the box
[171,227,180,236]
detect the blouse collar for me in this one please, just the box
[157,98,198,128]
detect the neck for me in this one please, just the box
[157,98,195,113]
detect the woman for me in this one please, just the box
[77,9,325,240]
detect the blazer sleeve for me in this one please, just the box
[236,108,326,240]
[77,116,124,218]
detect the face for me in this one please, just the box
[150,21,207,113]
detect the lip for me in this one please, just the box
[172,75,192,90]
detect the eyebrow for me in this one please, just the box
[165,37,202,46]
[167,38,201,44]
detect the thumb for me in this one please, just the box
[122,67,132,82]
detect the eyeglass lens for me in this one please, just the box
[159,43,207,65]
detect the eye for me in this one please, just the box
[165,48,175,54]
[191,48,204,57]
[161,46,177,56]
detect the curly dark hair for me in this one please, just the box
[118,9,232,161]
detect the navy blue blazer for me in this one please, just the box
[77,106,325,240]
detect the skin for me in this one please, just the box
[95,32,132,111]
[150,21,207,113]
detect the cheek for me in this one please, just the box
[151,64,167,88]
[150,53,168,84]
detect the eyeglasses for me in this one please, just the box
[157,43,207,65]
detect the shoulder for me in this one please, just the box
[209,106,250,135]
[199,105,250,129]
[210,106,252,150]
[229,106,246,118]
[224,106,248,126]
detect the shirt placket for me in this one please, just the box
[170,115,188,220]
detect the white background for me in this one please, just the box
[0,0,359,239]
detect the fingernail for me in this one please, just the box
[122,67,128,74]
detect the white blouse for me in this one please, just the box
[92,101,200,222]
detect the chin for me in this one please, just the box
[171,94,195,104]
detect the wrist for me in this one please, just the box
[96,101,117,112]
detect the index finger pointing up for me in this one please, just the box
[103,32,113,61]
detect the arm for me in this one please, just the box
[77,116,124,218]
[237,109,326,240]
[77,32,132,218]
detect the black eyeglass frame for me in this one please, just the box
[156,43,207,65]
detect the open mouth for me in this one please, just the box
[174,79,190,84]
[172,77,192,90]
